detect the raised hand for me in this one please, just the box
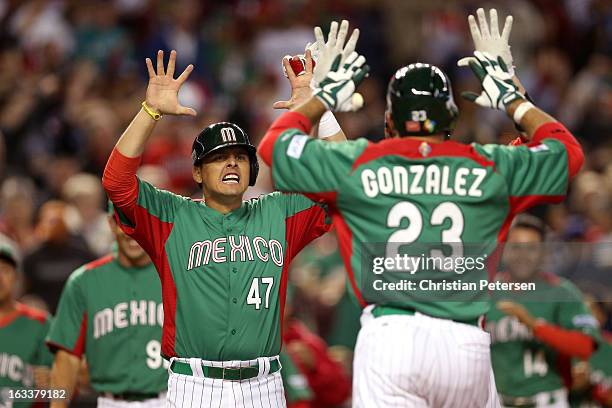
[313,51,369,112]
[461,51,524,111]
[144,50,196,116]
[273,50,315,110]
[312,20,360,87]
[459,8,514,75]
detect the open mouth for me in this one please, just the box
[222,173,240,184]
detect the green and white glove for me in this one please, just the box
[313,51,369,112]
[461,51,524,110]
[312,20,360,85]
[311,20,364,111]
[458,8,514,76]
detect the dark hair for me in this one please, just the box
[510,214,547,241]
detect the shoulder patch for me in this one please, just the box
[572,314,599,329]
[286,135,309,159]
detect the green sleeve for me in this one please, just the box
[115,178,186,228]
[556,281,600,339]
[114,178,187,257]
[271,131,368,201]
[279,351,313,403]
[34,317,54,367]
[46,269,87,356]
[474,139,569,203]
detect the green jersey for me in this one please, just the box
[0,303,52,408]
[570,335,612,408]
[487,274,599,397]
[112,180,329,360]
[279,351,313,404]
[46,255,167,394]
[262,114,579,321]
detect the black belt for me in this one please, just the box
[102,392,163,401]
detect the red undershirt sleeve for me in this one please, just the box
[533,322,595,360]
[102,148,142,221]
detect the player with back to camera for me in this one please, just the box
[102,21,358,407]
[258,9,584,408]
[46,202,168,408]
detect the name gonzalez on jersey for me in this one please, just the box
[361,165,487,199]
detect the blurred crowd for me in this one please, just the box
[0,0,610,406]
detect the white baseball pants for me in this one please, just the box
[97,394,166,408]
[165,356,286,408]
[353,306,501,408]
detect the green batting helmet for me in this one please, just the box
[191,122,259,186]
[386,63,458,138]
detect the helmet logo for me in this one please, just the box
[220,127,237,142]
[419,142,432,157]
[423,119,436,133]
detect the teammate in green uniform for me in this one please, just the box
[487,215,599,407]
[102,22,357,407]
[259,9,585,408]
[570,292,611,408]
[46,204,167,408]
[0,244,53,408]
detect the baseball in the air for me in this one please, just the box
[352,93,364,109]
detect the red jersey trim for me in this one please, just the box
[332,212,367,308]
[82,254,114,271]
[0,302,48,327]
[72,312,88,356]
[47,311,88,357]
[159,250,178,359]
[279,204,331,343]
[351,139,496,171]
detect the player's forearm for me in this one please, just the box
[293,96,328,130]
[259,111,314,166]
[115,108,158,158]
[49,351,81,408]
[506,100,584,178]
[316,111,347,142]
[506,100,556,140]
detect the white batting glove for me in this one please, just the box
[458,8,514,76]
[313,51,369,112]
[461,51,524,111]
[311,20,364,111]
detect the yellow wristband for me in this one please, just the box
[141,101,162,121]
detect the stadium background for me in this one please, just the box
[0,0,610,406]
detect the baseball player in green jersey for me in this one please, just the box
[259,9,585,408]
[102,22,357,407]
[570,294,612,407]
[487,215,599,407]
[46,204,167,408]
[0,244,53,408]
